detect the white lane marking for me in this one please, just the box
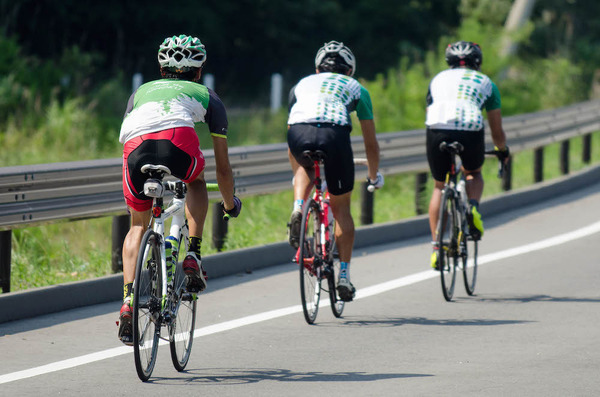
[2,220,600,384]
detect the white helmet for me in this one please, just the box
[158,34,207,70]
[314,41,356,76]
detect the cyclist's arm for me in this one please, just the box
[359,119,380,181]
[356,86,379,180]
[212,136,235,210]
[487,108,507,151]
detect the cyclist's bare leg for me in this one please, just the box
[288,149,314,202]
[464,168,483,202]
[428,180,445,241]
[329,191,354,263]
[122,208,152,285]
[185,172,209,238]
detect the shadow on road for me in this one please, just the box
[471,294,600,304]
[149,367,431,385]
[334,316,529,328]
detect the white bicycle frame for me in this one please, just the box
[143,179,188,309]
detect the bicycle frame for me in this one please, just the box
[294,160,333,268]
[146,181,187,312]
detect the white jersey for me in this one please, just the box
[425,68,501,131]
[287,72,373,126]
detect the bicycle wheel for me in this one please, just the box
[170,221,196,371]
[437,189,458,301]
[462,230,478,296]
[299,198,322,324]
[133,229,162,382]
[327,234,345,318]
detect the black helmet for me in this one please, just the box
[445,41,482,70]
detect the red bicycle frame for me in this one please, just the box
[294,160,333,270]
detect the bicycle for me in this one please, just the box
[294,151,378,324]
[293,150,344,324]
[435,142,505,301]
[132,164,226,381]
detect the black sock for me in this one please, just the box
[468,199,479,210]
[123,282,133,301]
[189,236,202,255]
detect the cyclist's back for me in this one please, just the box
[288,72,370,127]
[119,78,227,144]
[426,68,499,131]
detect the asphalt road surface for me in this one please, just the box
[1,183,599,396]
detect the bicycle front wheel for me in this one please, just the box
[299,198,322,324]
[170,221,196,372]
[327,235,345,318]
[437,190,458,301]
[462,233,478,296]
[133,229,162,382]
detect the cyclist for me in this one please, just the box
[287,40,383,301]
[426,40,509,269]
[117,34,242,345]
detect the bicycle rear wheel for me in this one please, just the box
[437,190,458,301]
[327,234,345,318]
[462,232,478,296]
[169,222,196,372]
[133,229,162,382]
[299,198,322,324]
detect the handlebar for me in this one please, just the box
[485,149,506,178]
[353,157,379,192]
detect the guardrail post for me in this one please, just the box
[111,214,130,273]
[560,140,570,175]
[415,172,428,215]
[0,230,11,293]
[583,133,592,164]
[212,202,228,251]
[534,147,544,183]
[360,181,374,225]
[502,157,513,191]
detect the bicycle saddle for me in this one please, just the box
[301,150,327,162]
[439,141,464,153]
[141,164,172,177]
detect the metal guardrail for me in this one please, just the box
[1,99,600,292]
[1,99,600,230]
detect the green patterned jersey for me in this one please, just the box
[425,68,501,131]
[119,79,228,143]
[288,72,373,127]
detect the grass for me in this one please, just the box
[8,131,600,292]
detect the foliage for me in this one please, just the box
[1,0,461,104]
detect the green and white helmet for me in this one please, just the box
[158,34,207,70]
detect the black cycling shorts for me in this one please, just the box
[426,128,485,182]
[287,123,354,195]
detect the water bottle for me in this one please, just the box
[457,179,468,211]
[165,235,178,285]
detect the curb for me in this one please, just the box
[1,164,599,324]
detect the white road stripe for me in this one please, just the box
[2,220,599,384]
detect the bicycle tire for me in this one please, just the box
[299,198,322,324]
[133,229,162,382]
[437,189,458,301]
[327,234,345,317]
[462,232,478,296]
[169,221,196,372]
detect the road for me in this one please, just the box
[1,183,599,396]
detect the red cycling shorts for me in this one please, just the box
[122,127,205,212]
